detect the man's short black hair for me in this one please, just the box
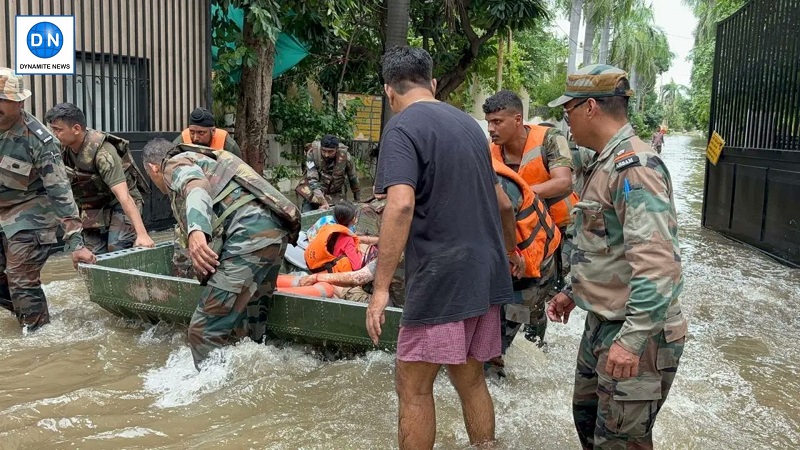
[381,45,433,95]
[482,90,524,115]
[142,138,176,166]
[45,102,87,129]
[595,79,631,119]
[321,134,339,149]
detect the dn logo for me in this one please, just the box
[26,21,63,59]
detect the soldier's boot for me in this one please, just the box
[523,296,549,348]
[483,356,507,381]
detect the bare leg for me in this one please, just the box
[447,358,496,447]
[396,359,441,450]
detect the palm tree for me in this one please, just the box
[609,3,673,110]
[570,0,585,73]
[660,79,688,127]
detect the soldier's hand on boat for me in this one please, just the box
[546,292,576,324]
[187,230,219,276]
[71,247,97,270]
[134,234,156,249]
[366,290,390,345]
[606,342,640,379]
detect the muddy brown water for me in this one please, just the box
[1,134,798,449]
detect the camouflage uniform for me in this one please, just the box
[0,111,85,330]
[298,141,360,211]
[496,175,558,353]
[162,144,300,369]
[62,130,148,254]
[561,142,596,282]
[566,123,687,449]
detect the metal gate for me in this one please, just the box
[1,0,213,229]
[702,0,800,266]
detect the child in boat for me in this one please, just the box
[304,203,377,272]
[330,202,363,270]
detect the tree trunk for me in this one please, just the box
[568,0,584,74]
[582,4,596,66]
[599,15,611,64]
[236,20,274,175]
[496,34,504,91]
[381,0,410,126]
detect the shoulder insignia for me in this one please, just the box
[614,152,640,172]
[25,119,53,144]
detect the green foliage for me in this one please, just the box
[211,0,373,120]
[410,0,551,99]
[685,0,747,133]
[269,88,359,163]
[628,109,648,139]
[529,61,568,120]
[268,164,299,183]
[641,92,664,131]
[609,3,673,105]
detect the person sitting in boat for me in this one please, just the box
[304,203,377,273]
[141,138,301,370]
[296,258,405,307]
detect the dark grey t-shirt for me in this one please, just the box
[375,101,513,326]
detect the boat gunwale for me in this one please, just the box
[78,243,403,312]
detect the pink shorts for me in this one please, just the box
[396,305,502,365]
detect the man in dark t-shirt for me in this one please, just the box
[365,46,518,449]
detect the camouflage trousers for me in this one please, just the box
[172,225,195,279]
[500,282,552,353]
[0,229,58,331]
[339,276,405,307]
[188,238,287,370]
[83,202,141,254]
[573,313,685,449]
[501,258,556,352]
[560,226,574,285]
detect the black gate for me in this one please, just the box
[1,0,213,230]
[702,0,800,266]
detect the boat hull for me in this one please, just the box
[79,239,401,352]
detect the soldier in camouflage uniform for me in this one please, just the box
[297,134,360,212]
[483,92,579,345]
[546,64,687,449]
[494,169,560,354]
[141,138,300,370]
[0,69,96,331]
[45,103,155,253]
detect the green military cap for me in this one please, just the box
[548,64,634,107]
[0,68,32,102]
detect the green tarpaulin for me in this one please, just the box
[211,3,309,80]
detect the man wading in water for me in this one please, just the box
[366,46,517,449]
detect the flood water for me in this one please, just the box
[1,134,799,449]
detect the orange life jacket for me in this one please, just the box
[490,125,579,228]
[181,128,229,150]
[493,159,562,279]
[304,223,361,273]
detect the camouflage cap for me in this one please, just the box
[548,64,634,108]
[0,68,32,102]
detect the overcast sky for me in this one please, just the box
[552,0,698,88]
